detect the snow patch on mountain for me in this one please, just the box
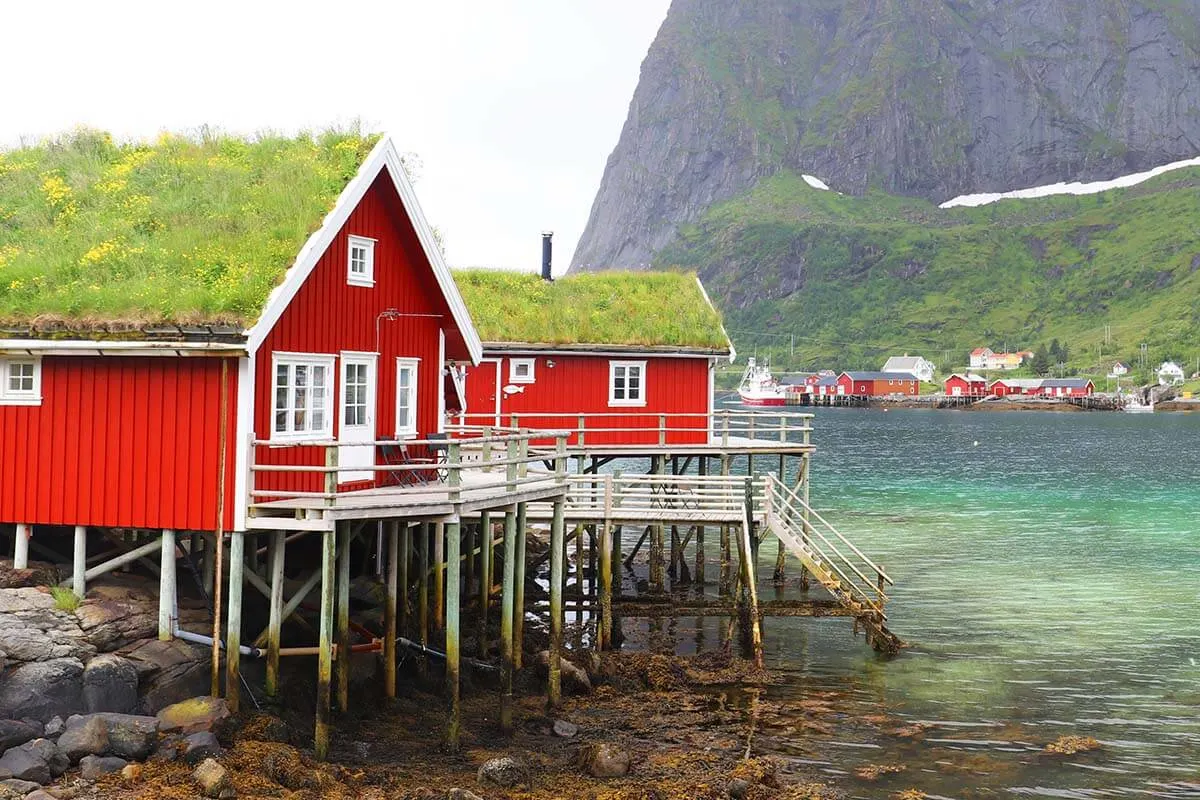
[802,174,832,191]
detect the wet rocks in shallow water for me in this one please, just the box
[580,742,631,778]
[854,763,906,780]
[1045,735,1101,755]
[193,757,234,798]
[82,654,138,714]
[477,756,531,789]
[78,754,127,779]
[56,716,109,763]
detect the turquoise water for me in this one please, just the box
[757,408,1200,797]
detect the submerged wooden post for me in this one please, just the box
[445,519,462,749]
[499,507,517,733]
[315,529,336,760]
[266,529,285,698]
[225,530,245,712]
[72,526,87,598]
[336,524,351,712]
[433,522,445,632]
[158,529,176,641]
[384,520,399,700]
[478,511,491,656]
[13,524,29,570]
[513,503,527,670]
[548,498,565,707]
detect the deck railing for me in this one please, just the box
[562,472,754,517]
[455,410,814,448]
[247,425,572,512]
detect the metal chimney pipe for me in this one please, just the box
[541,232,553,281]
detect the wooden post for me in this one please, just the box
[158,529,176,641]
[400,523,411,636]
[433,522,445,632]
[649,456,665,592]
[384,520,399,699]
[719,455,731,593]
[72,526,87,598]
[266,529,285,698]
[13,524,29,570]
[465,521,475,593]
[548,498,565,708]
[336,524,351,712]
[499,507,517,733]
[445,519,462,749]
[478,511,491,656]
[202,534,215,596]
[225,530,245,712]
[599,474,614,650]
[418,522,430,664]
[799,454,811,591]
[315,527,335,760]
[737,509,764,669]
[696,458,707,585]
[513,503,527,670]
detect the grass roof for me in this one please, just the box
[453,269,731,351]
[0,127,380,329]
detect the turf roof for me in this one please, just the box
[0,127,380,330]
[452,269,731,351]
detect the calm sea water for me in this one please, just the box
[753,407,1200,797]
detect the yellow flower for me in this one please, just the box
[81,238,122,266]
[41,175,73,208]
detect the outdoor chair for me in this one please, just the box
[378,437,435,487]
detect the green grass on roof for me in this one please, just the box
[453,269,730,350]
[0,127,380,328]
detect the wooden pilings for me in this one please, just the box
[336,525,351,712]
[226,530,245,712]
[445,519,461,749]
[548,499,565,707]
[72,526,87,598]
[499,507,517,733]
[315,528,336,760]
[13,524,29,570]
[384,520,399,700]
[266,529,285,697]
[513,503,527,670]
[158,529,176,641]
[478,511,491,656]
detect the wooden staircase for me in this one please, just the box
[761,475,904,654]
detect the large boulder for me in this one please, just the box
[0,738,68,784]
[0,589,95,664]
[56,715,109,763]
[88,713,160,760]
[156,696,231,736]
[0,561,59,591]
[79,754,128,780]
[120,639,210,714]
[74,586,158,653]
[82,654,138,714]
[0,659,85,722]
[0,719,42,751]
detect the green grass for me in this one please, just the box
[49,585,81,612]
[452,269,730,350]
[0,127,379,328]
[658,168,1200,372]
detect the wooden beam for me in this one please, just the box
[384,520,399,700]
[266,530,285,698]
[315,528,335,760]
[548,499,565,708]
[445,519,461,750]
[336,524,351,712]
[225,531,245,712]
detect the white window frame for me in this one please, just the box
[395,358,420,437]
[509,358,536,384]
[347,235,376,287]
[340,352,378,430]
[0,357,42,406]
[270,353,336,442]
[608,360,647,407]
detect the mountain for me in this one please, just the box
[571,0,1200,272]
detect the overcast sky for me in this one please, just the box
[0,0,671,275]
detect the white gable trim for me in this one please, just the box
[693,275,736,364]
[243,136,482,364]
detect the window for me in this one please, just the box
[347,235,375,287]
[271,354,335,440]
[608,360,646,406]
[395,359,419,436]
[0,358,41,405]
[509,358,535,384]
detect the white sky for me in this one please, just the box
[0,0,671,275]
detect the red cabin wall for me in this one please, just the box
[838,376,918,397]
[463,354,712,445]
[253,174,451,496]
[0,356,238,531]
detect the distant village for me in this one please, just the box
[744,346,1195,406]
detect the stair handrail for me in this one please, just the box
[768,475,893,585]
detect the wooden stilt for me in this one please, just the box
[266,529,285,698]
[433,522,445,632]
[696,458,707,585]
[315,528,335,760]
[336,524,351,712]
[599,523,613,650]
[649,457,665,592]
[548,499,565,707]
[158,529,176,641]
[500,507,517,733]
[384,520,399,700]
[478,512,491,656]
[13,524,29,570]
[399,523,411,636]
[737,493,764,668]
[418,522,430,664]
[72,526,87,598]
[799,453,811,590]
[445,519,462,749]
[513,503,527,670]
[465,522,475,593]
[720,455,731,592]
[225,530,245,712]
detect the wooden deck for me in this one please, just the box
[561,434,813,458]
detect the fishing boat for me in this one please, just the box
[1123,390,1154,414]
[737,357,788,406]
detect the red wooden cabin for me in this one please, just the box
[944,373,988,397]
[1037,378,1095,397]
[837,372,919,397]
[1,134,481,539]
[454,270,733,447]
[989,378,1043,397]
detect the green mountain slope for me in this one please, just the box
[658,169,1200,372]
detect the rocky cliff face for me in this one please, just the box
[571,0,1200,271]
